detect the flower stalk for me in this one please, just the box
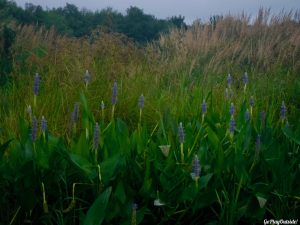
[178,122,185,162]
[41,182,48,214]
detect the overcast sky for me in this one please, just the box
[13,0,300,23]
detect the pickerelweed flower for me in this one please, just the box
[260,111,266,124]
[230,103,235,117]
[243,72,249,92]
[132,203,138,209]
[131,203,138,225]
[100,100,105,120]
[280,101,287,120]
[31,116,38,142]
[229,118,236,134]
[245,109,250,121]
[101,101,105,110]
[225,88,229,99]
[111,82,118,105]
[255,134,261,156]
[250,96,254,107]
[201,100,207,114]
[201,100,207,122]
[230,89,234,98]
[27,105,32,118]
[83,70,91,86]
[190,155,201,181]
[227,74,232,87]
[243,72,249,85]
[33,73,40,96]
[178,122,185,162]
[41,116,47,133]
[138,94,145,109]
[71,103,79,124]
[93,122,99,150]
[178,122,185,144]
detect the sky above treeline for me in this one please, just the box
[14,0,300,24]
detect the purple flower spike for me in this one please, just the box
[227,74,232,87]
[250,96,254,107]
[33,73,40,96]
[280,101,287,120]
[41,116,47,133]
[83,70,91,84]
[230,103,235,117]
[132,203,138,210]
[71,103,79,123]
[225,88,229,99]
[112,82,118,105]
[138,94,145,109]
[245,109,250,121]
[201,100,207,114]
[191,155,201,180]
[27,105,32,117]
[260,111,266,123]
[229,118,236,133]
[31,116,38,142]
[93,122,99,149]
[101,101,105,110]
[178,122,185,144]
[255,135,261,154]
[243,72,249,85]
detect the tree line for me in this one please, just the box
[0,0,187,42]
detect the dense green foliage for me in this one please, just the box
[0,6,300,225]
[0,76,299,224]
[0,0,186,41]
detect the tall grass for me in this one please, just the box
[0,10,299,142]
[0,9,300,225]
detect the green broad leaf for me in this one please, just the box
[101,154,125,184]
[206,126,220,150]
[115,181,126,204]
[198,173,213,189]
[73,133,89,157]
[84,187,112,225]
[0,139,13,160]
[282,125,300,145]
[69,153,93,178]
[80,93,95,126]
[19,116,29,144]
